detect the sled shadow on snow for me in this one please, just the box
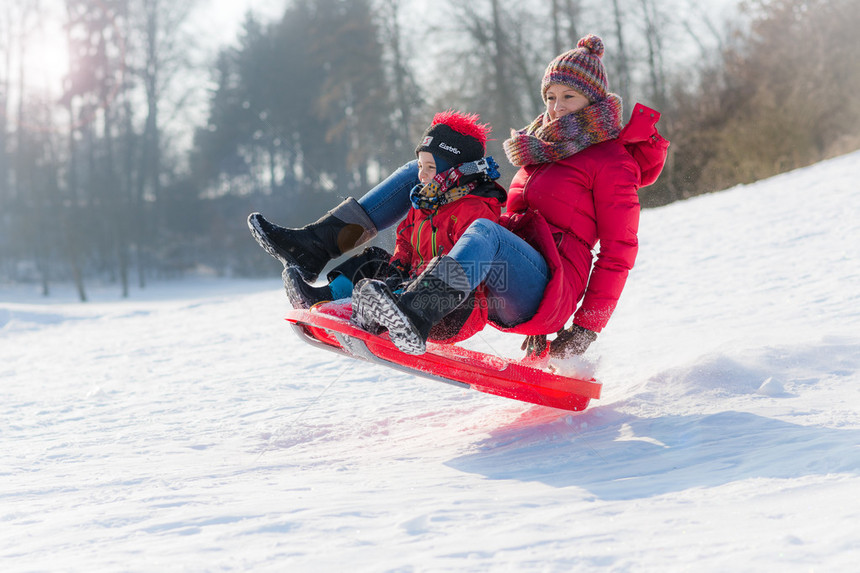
[447,337,860,500]
[445,407,860,500]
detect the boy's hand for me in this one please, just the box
[521,334,548,357]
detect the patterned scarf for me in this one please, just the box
[410,156,501,211]
[503,94,623,166]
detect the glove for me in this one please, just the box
[521,334,548,358]
[549,324,597,358]
[380,260,411,292]
[383,274,409,293]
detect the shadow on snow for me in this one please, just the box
[446,407,860,500]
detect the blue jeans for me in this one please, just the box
[448,219,548,326]
[357,162,548,326]
[358,160,418,229]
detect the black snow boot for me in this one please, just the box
[248,197,377,282]
[282,266,334,309]
[353,256,470,355]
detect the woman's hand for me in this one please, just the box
[549,325,597,357]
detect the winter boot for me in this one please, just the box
[248,197,377,282]
[349,282,386,336]
[282,266,334,309]
[353,256,471,355]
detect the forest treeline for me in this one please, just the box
[1,0,859,299]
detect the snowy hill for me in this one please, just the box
[2,151,859,571]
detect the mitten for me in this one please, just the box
[549,324,597,357]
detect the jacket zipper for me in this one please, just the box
[414,213,441,271]
[429,212,439,256]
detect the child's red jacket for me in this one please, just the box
[391,179,507,342]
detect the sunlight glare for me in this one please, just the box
[23,15,70,97]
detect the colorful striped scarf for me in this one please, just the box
[410,156,501,211]
[503,94,623,167]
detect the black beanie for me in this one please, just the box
[415,111,489,168]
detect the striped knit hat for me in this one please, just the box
[541,34,609,103]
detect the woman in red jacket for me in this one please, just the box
[353,34,669,356]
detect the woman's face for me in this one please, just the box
[417,151,437,185]
[545,84,591,120]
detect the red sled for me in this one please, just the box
[284,302,601,412]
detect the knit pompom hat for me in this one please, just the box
[541,34,609,103]
[415,110,490,169]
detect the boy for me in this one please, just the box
[283,110,506,343]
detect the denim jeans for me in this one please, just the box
[358,160,419,230]
[448,218,549,326]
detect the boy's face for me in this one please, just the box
[545,84,590,120]
[417,151,437,185]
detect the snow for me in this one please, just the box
[3,151,860,572]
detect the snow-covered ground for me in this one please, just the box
[2,151,859,572]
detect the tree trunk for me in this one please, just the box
[564,0,581,48]
[551,0,562,56]
[611,0,632,107]
[0,9,10,201]
[382,0,412,146]
[640,0,667,109]
[489,0,515,124]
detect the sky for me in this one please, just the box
[193,0,288,48]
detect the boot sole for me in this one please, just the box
[356,281,426,355]
[282,267,316,310]
[248,214,289,266]
[350,283,385,336]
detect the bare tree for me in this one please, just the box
[551,0,562,55]
[132,0,197,285]
[14,0,31,204]
[638,0,667,109]
[610,0,632,106]
[551,0,582,55]
[680,0,726,64]
[563,0,581,48]
[0,4,11,202]
[60,0,114,300]
[443,0,545,143]
[377,0,423,150]
[489,0,517,125]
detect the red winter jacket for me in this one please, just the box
[391,184,506,273]
[497,103,669,335]
[392,180,507,342]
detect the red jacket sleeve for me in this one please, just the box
[572,157,640,332]
[390,213,415,270]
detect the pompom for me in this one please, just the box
[577,34,605,58]
[431,110,491,146]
